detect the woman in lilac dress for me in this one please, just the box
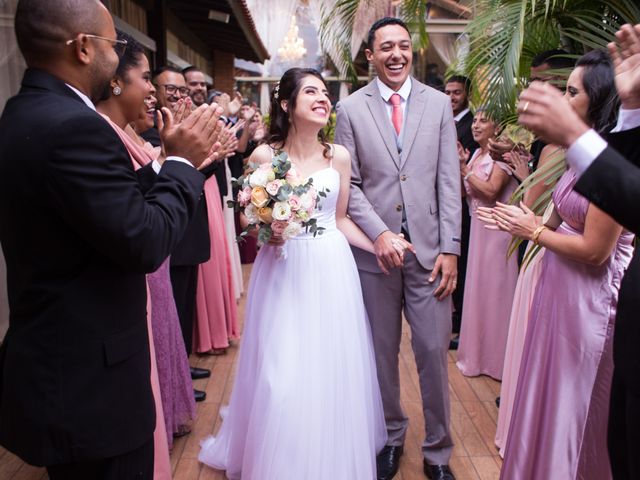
[456,111,519,380]
[483,50,632,479]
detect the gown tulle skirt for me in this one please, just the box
[199,228,387,479]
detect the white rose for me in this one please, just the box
[244,204,259,224]
[299,192,314,210]
[282,221,303,240]
[249,169,269,187]
[272,201,292,221]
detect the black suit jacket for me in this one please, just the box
[574,125,640,394]
[141,126,212,266]
[456,110,479,157]
[0,69,205,465]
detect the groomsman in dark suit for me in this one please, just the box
[444,76,478,350]
[0,0,220,478]
[517,23,640,479]
[141,67,213,401]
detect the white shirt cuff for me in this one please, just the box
[153,156,194,174]
[612,107,640,132]
[566,129,607,176]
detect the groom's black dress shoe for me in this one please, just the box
[423,462,455,480]
[377,445,403,480]
[190,367,211,379]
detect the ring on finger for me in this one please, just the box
[522,101,530,113]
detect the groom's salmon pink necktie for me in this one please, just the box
[389,93,402,135]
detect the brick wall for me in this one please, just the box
[212,50,236,95]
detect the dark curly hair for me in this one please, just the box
[115,30,146,80]
[574,49,620,135]
[265,68,331,158]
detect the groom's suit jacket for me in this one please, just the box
[574,125,640,395]
[335,78,461,271]
[0,69,205,466]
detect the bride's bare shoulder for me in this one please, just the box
[330,144,351,169]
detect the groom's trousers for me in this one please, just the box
[359,251,454,465]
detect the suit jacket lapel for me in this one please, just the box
[400,81,427,167]
[364,81,401,168]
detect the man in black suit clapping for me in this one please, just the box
[444,76,478,350]
[0,0,221,478]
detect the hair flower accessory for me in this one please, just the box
[274,83,280,100]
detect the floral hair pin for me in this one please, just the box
[274,83,280,100]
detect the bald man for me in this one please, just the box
[0,1,219,478]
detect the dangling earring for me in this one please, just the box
[113,86,122,96]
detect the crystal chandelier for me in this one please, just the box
[277,15,307,62]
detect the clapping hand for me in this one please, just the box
[373,231,416,275]
[159,103,224,169]
[608,23,640,109]
[517,82,588,148]
[502,149,532,182]
[488,137,515,162]
[477,202,540,240]
[457,141,470,164]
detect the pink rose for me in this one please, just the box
[266,180,282,196]
[308,186,318,199]
[259,162,272,171]
[288,195,301,211]
[237,186,252,206]
[271,220,288,236]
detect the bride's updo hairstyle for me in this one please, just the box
[266,67,332,158]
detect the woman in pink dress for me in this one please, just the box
[456,111,519,380]
[194,124,239,355]
[96,32,196,470]
[482,50,632,479]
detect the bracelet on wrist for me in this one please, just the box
[532,225,548,245]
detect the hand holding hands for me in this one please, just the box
[488,137,515,162]
[373,231,416,275]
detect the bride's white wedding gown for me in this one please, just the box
[198,158,387,479]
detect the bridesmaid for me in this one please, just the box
[494,144,562,455]
[456,110,519,380]
[483,50,631,479]
[194,123,239,355]
[96,31,196,459]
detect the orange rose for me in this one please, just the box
[250,186,270,208]
[258,207,273,224]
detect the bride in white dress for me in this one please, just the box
[199,68,394,479]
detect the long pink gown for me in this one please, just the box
[456,151,519,380]
[193,177,239,352]
[500,169,634,479]
[494,243,545,455]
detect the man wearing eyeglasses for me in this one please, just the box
[0,0,221,478]
[141,66,215,399]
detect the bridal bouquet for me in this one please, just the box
[229,150,327,245]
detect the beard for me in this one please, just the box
[89,56,118,104]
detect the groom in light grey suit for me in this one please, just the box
[334,18,460,480]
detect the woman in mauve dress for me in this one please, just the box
[97,32,196,467]
[495,144,563,455]
[482,50,632,480]
[455,110,519,380]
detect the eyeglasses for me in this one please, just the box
[157,84,190,97]
[66,34,128,55]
